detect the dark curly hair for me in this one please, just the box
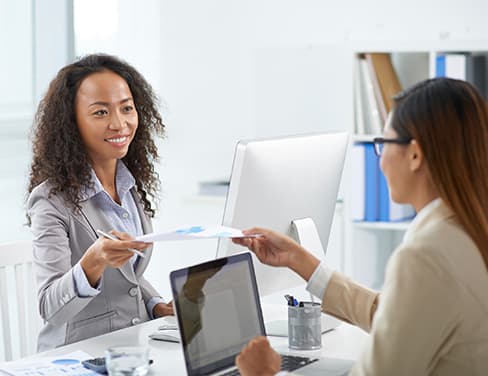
[28,53,165,217]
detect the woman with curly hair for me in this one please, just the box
[27,54,173,350]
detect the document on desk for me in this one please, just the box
[0,350,96,376]
[135,225,260,242]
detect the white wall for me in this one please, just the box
[0,0,74,243]
[0,1,33,116]
[156,0,488,189]
[0,1,73,358]
[0,1,33,245]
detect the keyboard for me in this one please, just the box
[149,329,181,342]
[281,354,319,372]
[219,354,319,375]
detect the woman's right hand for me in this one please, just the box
[232,227,303,268]
[232,227,320,281]
[80,230,150,286]
[88,230,149,268]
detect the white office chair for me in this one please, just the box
[0,240,42,361]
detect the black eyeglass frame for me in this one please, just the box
[372,137,412,157]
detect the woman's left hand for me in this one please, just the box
[153,301,174,317]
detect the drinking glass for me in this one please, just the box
[105,346,149,376]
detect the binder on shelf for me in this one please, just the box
[435,53,487,99]
[378,170,416,222]
[435,54,446,77]
[365,53,403,123]
[354,58,366,135]
[466,54,487,99]
[365,55,388,123]
[364,143,379,221]
[437,53,467,80]
[378,170,389,222]
[350,142,416,223]
[358,56,383,135]
[446,54,467,80]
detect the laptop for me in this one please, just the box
[170,252,353,375]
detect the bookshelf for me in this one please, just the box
[344,45,488,288]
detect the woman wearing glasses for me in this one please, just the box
[234,77,488,375]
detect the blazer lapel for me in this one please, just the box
[131,188,153,277]
[78,198,138,284]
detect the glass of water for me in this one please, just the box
[105,346,149,376]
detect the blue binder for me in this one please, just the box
[364,143,379,221]
[378,162,416,222]
[436,55,446,77]
[378,169,390,221]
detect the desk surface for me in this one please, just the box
[38,317,368,375]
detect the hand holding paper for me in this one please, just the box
[135,225,261,243]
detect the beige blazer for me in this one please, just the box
[27,181,161,351]
[321,202,488,375]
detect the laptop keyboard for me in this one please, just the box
[281,354,319,372]
[220,354,319,375]
[220,369,240,376]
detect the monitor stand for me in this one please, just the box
[289,217,325,256]
[263,218,341,337]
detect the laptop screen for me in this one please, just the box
[170,252,266,375]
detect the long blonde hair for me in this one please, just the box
[392,77,488,270]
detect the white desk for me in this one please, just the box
[36,318,368,375]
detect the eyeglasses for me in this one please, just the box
[373,137,412,157]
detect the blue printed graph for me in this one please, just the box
[51,359,80,366]
[175,226,205,234]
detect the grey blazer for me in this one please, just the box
[27,181,161,351]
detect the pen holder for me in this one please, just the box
[288,302,321,350]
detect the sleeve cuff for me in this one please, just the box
[73,262,102,297]
[306,261,334,300]
[147,296,165,319]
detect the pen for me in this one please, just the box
[284,294,298,306]
[285,294,292,305]
[96,229,146,258]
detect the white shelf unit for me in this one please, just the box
[343,43,488,289]
[352,221,411,231]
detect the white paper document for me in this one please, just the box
[135,225,259,242]
[0,350,96,376]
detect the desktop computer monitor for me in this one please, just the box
[216,132,349,297]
